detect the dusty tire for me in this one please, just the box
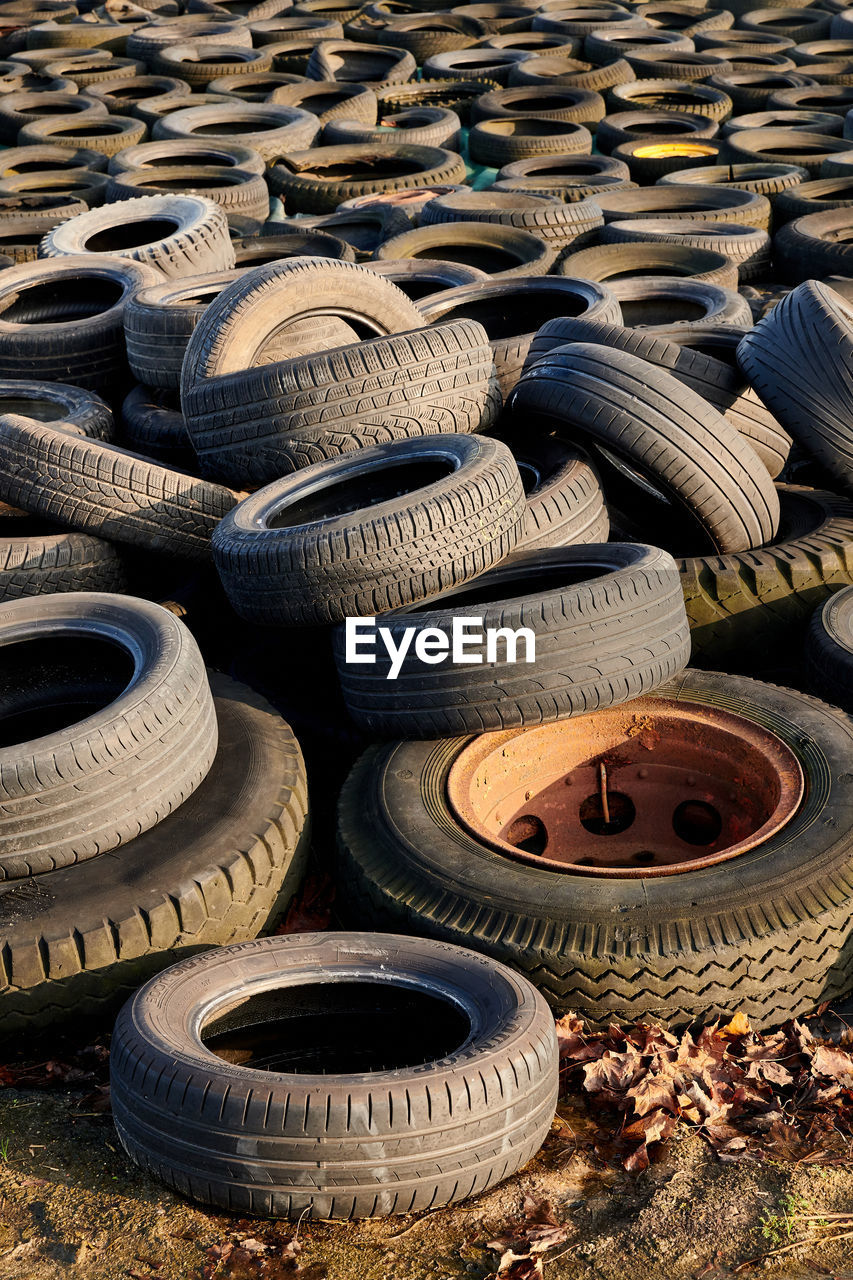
[0,506,129,602]
[0,675,309,1032]
[0,417,241,562]
[501,431,610,549]
[211,434,526,625]
[0,379,113,440]
[337,668,853,1028]
[373,221,559,280]
[555,240,739,288]
[121,384,194,467]
[333,543,690,735]
[0,592,217,879]
[110,932,557,1219]
[601,217,773,280]
[509,343,780,553]
[806,585,853,709]
[268,144,467,214]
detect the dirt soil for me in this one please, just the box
[2,1078,853,1280]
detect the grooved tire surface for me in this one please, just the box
[502,432,610,549]
[737,279,853,491]
[0,417,241,561]
[333,543,690,735]
[0,676,309,1032]
[806,585,853,708]
[0,507,129,602]
[510,343,780,553]
[601,217,773,280]
[373,221,559,280]
[419,188,602,246]
[679,484,853,666]
[211,434,526,626]
[110,932,558,1219]
[185,321,501,486]
[0,592,217,879]
[40,193,236,278]
[0,380,113,440]
[524,316,790,477]
[555,240,739,288]
[336,669,853,1028]
[268,144,467,214]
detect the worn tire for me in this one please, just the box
[0,592,217,879]
[501,431,610,549]
[211,434,526,626]
[268,143,467,214]
[806,585,853,708]
[0,505,129,602]
[0,379,113,440]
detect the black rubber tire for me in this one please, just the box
[555,239,739,288]
[152,101,320,162]
[372,78,500,122]
[0,378,113,439]
[418,275,622,397]
[87,74,191,111]
[500,431,610,549]
[594,182,772,228]
[18,114,147,156]
[0,89,107,145]
[509,343,780,553]
[337,668,853,1028]
[125,268,245,391]
[126,17,252,62]
[0,504,129,602]
[265,78,377,123]
[110,932,557,1219]
[768,82,853,115]
[322,107,462,150]
[185,321,502,485]
[524,316,790,476]
[722,126,853,174]
[601,216,773,280]
[722,108,843,136]
[738,279,853,490]
[0,418,241,561]
[305,39,417,85]
[507,53,636,92]
[151,43,273,87]
[0,144,109,176]
[607,275,755,328]
[740,7,832,43]
[680,484,853,666]
[658,159,809,195]
[596,108,720,154]
[120,384,194,467]
[40,193,236,278]
[234,230,356,265]
[0,674,309,1032]
[611,136,724,183]
[0,592,217,879]
[334,543,689,735]
[468,115,593,166]
[422,47,534,85]
[806,585,853,708]
[420,187,602,246]
[373,220,559,279]
[0,169,110,212]
[211,434,526,626]
[362,257,488,299]
[275,204,414,256]
[607,76,734,120]
[107,137,266,176]
[348,13,489,63]
[268,143,467,214]
[104,163,270,232]
[776,206,853,280]
[492,152,634,201]
[774,174,853,220]
[0,254,160,392]
[470,82,606,126]
[626,48,734,79]
[705,69,815,114]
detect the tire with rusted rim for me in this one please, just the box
[337,669,853,1028]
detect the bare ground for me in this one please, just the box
[2,1086,853,1280]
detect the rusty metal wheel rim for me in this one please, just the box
[446,697,804,877]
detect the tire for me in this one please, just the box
[152,102,320,162]
[524,316,790,476]
[723,126,853,175]
[659,159,809,196]
[209,70,325,103]
[126,17,252,62]
[468,116,592,167]
[596,108,720,154]
[125,267,244,391]
[769,83,853,115]
[347,13,489,63]
[0,169,110,212]
[334,543,689,735]
[681,484,853,666]
[507,53,636,92]
[626,48,734,78]
[607,76,734,120]
[18,114,147,156]
[322,107,462,150]
[211,434,526,626]
[40,193,235,278]
[492,152,633,201]
[372,77,499,122]
[268,144,467,214]
[104,164,269,232]
[121,383,194,466]
[108,138,266,177]
[373,221,559,280]
[0,254,160,391]
[185,320,502,485]
[594,182,772,228]
[363,257,489,297]
[337,668,853,1028]
[806,585,853,708]
[111,932,557,1219]
[279,204,414,256]
[740,7,832,43]
[555,239,739,288]
[418,275,622,397]
[774,174,853,221]
[0,378,113,439]
[0,592,217,879]
[0,418,241,561]
[608,275,754,328]
[722,108,843,136]
[265,78,377,123]
[422,47,534,85]
[233,231,356,265]
[305,39,417,85]
[500,431,610,549]
[0,504,129,601]
[738,279,853,489]
[470,83,606,126]
[509,343,780,553]
[151,43,272,87]
[87,74,192,111]
[419,187,603,246]
[705,69,814,115]
[602,217,773,280]
[0,144,109,176]
[0,674,309,1032]
[776,206,853,280]
[611,136,723,183]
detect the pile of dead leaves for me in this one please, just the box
[557,1009,853,1174]
[485,1195,572,1280]
[199,1229,325,1280]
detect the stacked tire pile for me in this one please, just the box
[1,0,853,1224]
